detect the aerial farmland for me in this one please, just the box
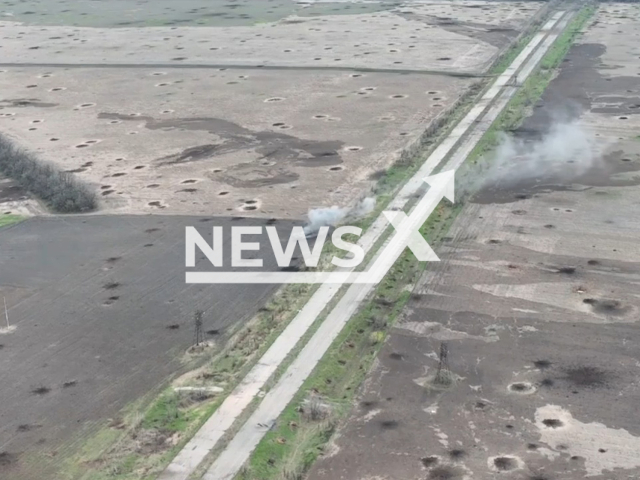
[7,2,636,480]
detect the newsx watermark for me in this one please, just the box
[185,171,454,285]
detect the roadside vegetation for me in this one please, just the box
[0,134,96,213]
[0,214,24,228]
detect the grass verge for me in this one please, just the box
[0,134,96,213]
[234,5,596,480]
[0,214,24,228]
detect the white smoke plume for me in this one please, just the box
[471,116,605,193]
[303,197,375,236]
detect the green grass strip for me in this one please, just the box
[0,214,25,228]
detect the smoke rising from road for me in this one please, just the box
[303,197,375,236]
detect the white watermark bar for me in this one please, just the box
[185,170,454,284]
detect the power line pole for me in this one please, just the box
[194,310,204,346]
[433,342,453,387]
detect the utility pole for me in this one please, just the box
[433,342,453,387]
[194,310,204,346]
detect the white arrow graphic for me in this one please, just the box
[185,170,454,284]
[363,169,454,284]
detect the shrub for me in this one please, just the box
[0,134,97,213]
[301,395,331,422]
